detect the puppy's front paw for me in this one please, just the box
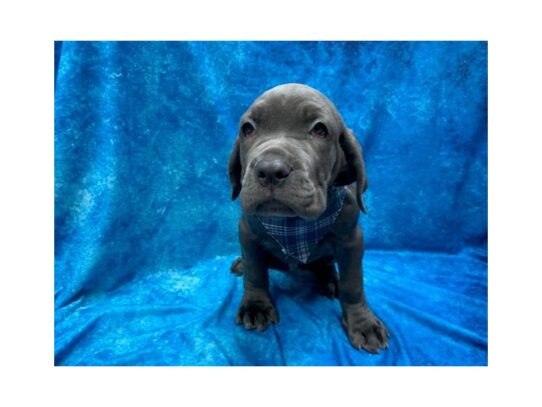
[236,293,279,331]
[342,303,389,353]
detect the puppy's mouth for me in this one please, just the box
[255,199,297,217]
[240,174,327,220]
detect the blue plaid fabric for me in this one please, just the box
[256,186,347,264]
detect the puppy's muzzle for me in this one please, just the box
[254,154,292,187]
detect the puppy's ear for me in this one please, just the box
[334,129,368,213]
[228,137,242,200]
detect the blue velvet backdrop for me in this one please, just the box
[54,41,487,366]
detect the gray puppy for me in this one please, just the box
[228,83,388,353]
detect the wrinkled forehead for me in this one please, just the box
[241,87,343,131]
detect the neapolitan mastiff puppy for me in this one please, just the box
[228,83,389,353]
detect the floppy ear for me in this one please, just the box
[228,137,242,200]
[334,129,369,213]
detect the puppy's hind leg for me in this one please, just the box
[306,261,339,299]
[230,256,244,276]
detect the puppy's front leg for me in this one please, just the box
[333,224,389,353]
[235,216,279,331]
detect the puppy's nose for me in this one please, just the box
[255,157,292,186]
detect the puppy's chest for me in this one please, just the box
[260,232,334,267]
[253,186,347,265]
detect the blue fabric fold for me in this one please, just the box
[54,41,487,366]
[54,251,487,366]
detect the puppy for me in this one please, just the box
[228,83,388,353]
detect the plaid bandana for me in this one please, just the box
[256,186,347,264]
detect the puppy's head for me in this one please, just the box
[228,83,368,220]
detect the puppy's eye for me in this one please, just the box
[241,122,255,137]
[310,122,328,137]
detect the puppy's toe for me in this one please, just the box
[254,312,268,331]
[242,312,255,330]
[265,306,279,324]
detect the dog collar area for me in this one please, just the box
[255,186,347,264]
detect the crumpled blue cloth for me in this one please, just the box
[55,41,487,366]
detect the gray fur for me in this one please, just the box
[228,84,388,353]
